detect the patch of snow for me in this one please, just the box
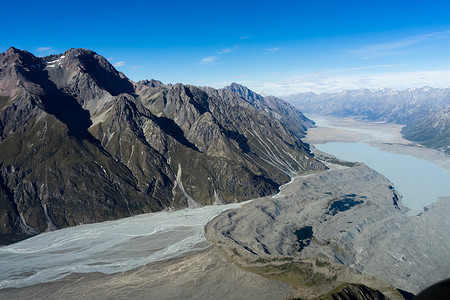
[45,56,65,68]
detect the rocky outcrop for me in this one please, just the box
[314,283,389,300]
[0,47,325,245]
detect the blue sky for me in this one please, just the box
[2,0,450,95]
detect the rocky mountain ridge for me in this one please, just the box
[222,82,314,138]
[286,87,450,124]
[286,87,450,153]
[0,47,325,245]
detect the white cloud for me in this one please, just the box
[335,64,404,72]
[350,31,450,59]
[218,48,233,54]
[114,61,125,67]
[240,35,251,40]
[131,66,142,69]
[265,47,281,54]
[243,69,450,96]
[199,56,218,65]
[36,47,53,52]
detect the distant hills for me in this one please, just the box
[286,87,450,154]
[0,47,325,244]
[402,106,450,153]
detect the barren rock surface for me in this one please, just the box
[205,164,450,295]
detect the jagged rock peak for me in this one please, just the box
[62,48,125,76]
[224,82,263,103]
[4,46,36,56]
[137,79,166,88]
[63,47,96,56]
[1,46,39,66]
[0,47,111,73]
[6,46,22,54]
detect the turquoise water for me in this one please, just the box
[315,142,450,212]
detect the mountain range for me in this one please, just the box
[0,47,325,245]
[286,88,450,154]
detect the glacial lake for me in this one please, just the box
[315,142,450,212]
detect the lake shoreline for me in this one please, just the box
[304,114,450,172]
[304,115,450,213]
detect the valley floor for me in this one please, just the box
[0,246,292,300]
[2,163,448,299]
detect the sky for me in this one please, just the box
[2,0,450,96]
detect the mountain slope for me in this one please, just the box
[0,47,325,245]
[402,106,450,154]
[223,82,315,138]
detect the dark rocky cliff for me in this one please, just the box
[0,47,325,245]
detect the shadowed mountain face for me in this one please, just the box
[0,47,325,245]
